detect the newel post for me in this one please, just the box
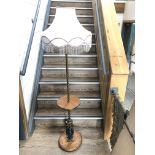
[100,0,129,140]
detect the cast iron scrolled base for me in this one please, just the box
[58,131,82,152]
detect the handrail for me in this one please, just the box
[101,0,129,76]
[20,0,41,75]
[99,0,129,140]
[95,1,108,76]
[28,40,45,135]
[94,0,111,122]
[28,0,51,135]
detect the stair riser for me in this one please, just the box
[41,70,98,78]
[37,100,101,109]
[39,84,100,92]
[35,119,102,128]
[50,8,93,15]
[43,57,97,65]
[51,1,92,8]
[48,16,94,24]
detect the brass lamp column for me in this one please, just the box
[57,52,82,152]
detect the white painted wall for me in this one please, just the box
[130,42,135,73]
[117,13,124,32]
[19,0,38,71]
[20,0,49,119]
[117,1,135,73]
[123,1,135,22]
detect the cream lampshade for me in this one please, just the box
[41,7,92,54]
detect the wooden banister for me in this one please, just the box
[100,0,129,140]
[19,78,28,139]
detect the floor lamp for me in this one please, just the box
[41,7,92,152]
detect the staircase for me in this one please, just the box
[34,0,104,130]
[20,0,129,154]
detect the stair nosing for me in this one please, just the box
[43,54,97,57]
[50,7,93,10]
[51,0,92,3]
[48,23,94,26]
[49,15,93,18]
[40,77,99,82]
[39,81,100,85]
[34,116,103,120]
[50,0,126,3]
[37,97,101,101]
[41,67,98,70]
[38,92,100,98]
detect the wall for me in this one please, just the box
[117,13,124,32]
[19,0,38,70]
[20,0,49,119]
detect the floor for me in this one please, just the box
[19,74,135,155]
[111,101,135,155]
[20,127,110,155]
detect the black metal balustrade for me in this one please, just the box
[110,88,135,148]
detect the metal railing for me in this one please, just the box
[20,0,41,75]
[94,0,111,108]
[28,0,52,135]
[28,40,45,135]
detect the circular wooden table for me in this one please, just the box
[57,95,80,110]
